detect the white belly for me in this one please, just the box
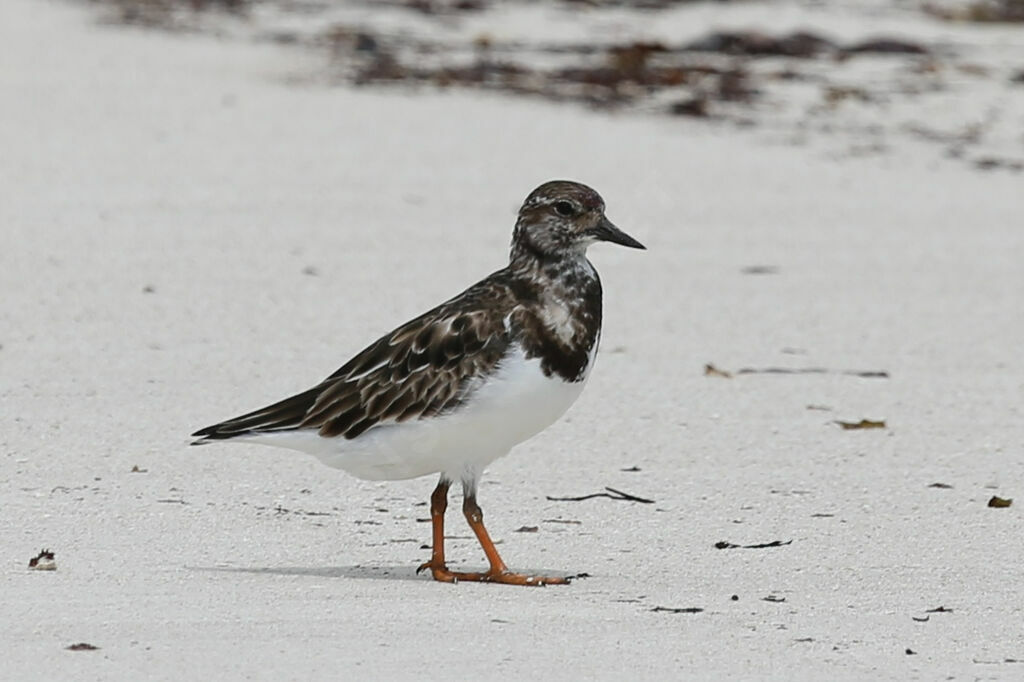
[240,346,593,481]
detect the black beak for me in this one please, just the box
[592,215,646,250]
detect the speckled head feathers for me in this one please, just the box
[511,180,644,261]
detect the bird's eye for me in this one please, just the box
[553,201,576,217]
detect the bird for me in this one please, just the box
[191,180,645,586]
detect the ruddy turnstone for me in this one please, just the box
[192,180,644,586]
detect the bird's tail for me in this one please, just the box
[190,385,325,445]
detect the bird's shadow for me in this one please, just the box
[190,564,423,582]
[189,564,583,583]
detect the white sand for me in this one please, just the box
[3,0,1023,679]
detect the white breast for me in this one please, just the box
[240,344,596,482]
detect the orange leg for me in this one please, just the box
[416,479,451,579]
[417,480,569,587]
[459,495,569,586]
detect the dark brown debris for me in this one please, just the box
[912,605,951,621]
[823,85,873,107]
[715,539,793,550]
[704,363,890,378]
[514,525,539,533]
[704,360,888,376]
[608,41,670,76]
[66,643,100,651]
[405,0,486,14]
[651,605,704,614]
[112,0,248,27]
[925,1,1024,22]
[843,38,929,56]
[849,370,890,378]
[928,482,954,489]
[703,363,732,378]
[344,30,764,112]
[736,367,889,378]
[974,157,1024,172]
[988,495,1013,508]
[669,96,709,117]
[253,504,332,516]
[683,31,930,59]
[835,419,886,430]
[683,30,836,58]
[716,68,757,101]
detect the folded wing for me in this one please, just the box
[191,284,513,444]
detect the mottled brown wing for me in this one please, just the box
[191,279,514,443]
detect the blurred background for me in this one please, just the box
[95,0,1024,171]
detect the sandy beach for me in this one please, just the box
[3,0,1023,679]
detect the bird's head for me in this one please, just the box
[511,180,645,262]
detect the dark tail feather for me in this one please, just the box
[190,385,325,444]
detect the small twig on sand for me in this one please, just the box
[835,418,886,430]
[651,606,704,614]
[706,363,889,379]
[547,487,655,504]
[738,367,889,378]
[715,539,793,550]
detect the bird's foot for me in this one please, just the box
[417,560,570,586]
